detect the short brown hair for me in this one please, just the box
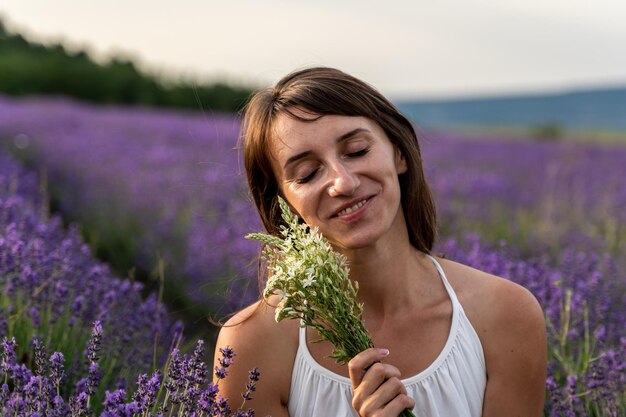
[241,67,437,253]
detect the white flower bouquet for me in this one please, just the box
[246,197,415,417]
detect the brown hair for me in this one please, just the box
[241,67,437,253]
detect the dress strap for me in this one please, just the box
[426,254,461,307]
[299,321,306,344]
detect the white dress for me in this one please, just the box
[288,256,486,417]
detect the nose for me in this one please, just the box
[328,163,359,197]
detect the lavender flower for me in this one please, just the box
[214,346,236,380]
[131,371,161,412]
[241,368,260,401]
[86,320,103,365]
[1,337,17,378]
[70,391,89,416]
[31,337,47,376]
[102,388,127,413]
[164,348,184,395]
[49,352,65,395]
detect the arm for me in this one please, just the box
[481,280,547,417]
[214,300,298,417]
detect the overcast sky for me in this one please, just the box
[2,0,626,99]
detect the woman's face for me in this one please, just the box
[269,109,408,252]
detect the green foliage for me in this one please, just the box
[531,122,564,141]
[3,289,118,412]
[545,290,625,416]
[0,18,254,112]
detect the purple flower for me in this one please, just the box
[241,368,260,401]
[49,351,65,392]
[69,391,89,416]
[198,382,220,412]
[31,338,47,377]
[1,337,17,375]
[214,346,236,380]
[164,348,184,393]
[86,320,103,364]
[87,361,102,395]
[102,388,130,416]
[214,395,232,417]
[132,371,161,412]
[28,306,41,327]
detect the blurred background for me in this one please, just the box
[2,1,626,121]
[0,1,625,415]
[2,1,626,134]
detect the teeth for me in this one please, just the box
[337,199,367,216]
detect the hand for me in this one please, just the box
[349,348,415,417]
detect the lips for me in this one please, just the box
[333,198,370,217]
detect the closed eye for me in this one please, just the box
[295,168,319,184]
[346,147,370,158]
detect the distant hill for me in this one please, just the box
[395,86,626,132]
[0,18,254,112]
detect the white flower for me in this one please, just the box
[302,276,315,288]
[246,196,374,365]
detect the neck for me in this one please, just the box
[343,240,435,319]
[334,207,438,319]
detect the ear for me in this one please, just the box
[395,148,408,174]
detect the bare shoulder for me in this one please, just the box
[436,257,547,415]
[214,297,299,415]
[435,256,545,336]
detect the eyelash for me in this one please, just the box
[346,147,370,158]
[294,147,370,185]
[295,169,319,184]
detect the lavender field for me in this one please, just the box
[0,149,186,414]
[0,95,262,323]
[0,94,624,415]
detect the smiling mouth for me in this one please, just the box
[335,199,369,217]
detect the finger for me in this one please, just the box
[357,363,402,397]
[348,348,390,388]
[354,376,414,416]
[351,363,402,412]
[380,393,416,417]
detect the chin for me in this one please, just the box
[331,232,385,252]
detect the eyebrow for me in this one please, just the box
[282,127,371,170]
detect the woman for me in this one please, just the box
[215,67,547,417]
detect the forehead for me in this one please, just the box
[270,111,378,158]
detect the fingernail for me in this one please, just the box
[378,348,390,356]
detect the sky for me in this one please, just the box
[2,0,626,100]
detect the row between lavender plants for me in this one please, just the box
[0,94,261,328]
[0,149,188,413]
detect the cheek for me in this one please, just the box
[282,188,313,220]
[288,193,320,227]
